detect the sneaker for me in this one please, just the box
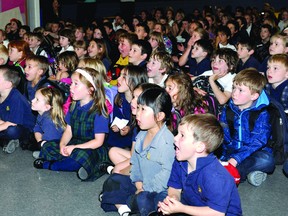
[34,159,44,169]
[98,192,103,202]
[98,162,114,174]
[247,171,267,186]
[3,139,19,153]
[32,151,40,159]
[77,167,88,180]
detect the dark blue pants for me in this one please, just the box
[0,125,29,141]
[101,173,167,216]
[237,150,275,181]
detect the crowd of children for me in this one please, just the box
[0,2,288,216]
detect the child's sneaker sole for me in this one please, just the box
[3,139,19,154]
[247,171,267,186]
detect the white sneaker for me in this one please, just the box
[3,139,19,154]
[32,151,40,159]
[247,171,267,186]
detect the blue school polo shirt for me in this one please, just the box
[168,154,242,216]
[0,88,35,131]
[34,111,64,141]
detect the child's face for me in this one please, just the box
[211,55,229,75]
[131,88,142,115]
[128,44,144,65]
[93,29,102,39]
[136,104,157,130]
[51,24,59,33]
[0,31,4,42]
[28,37,41,49]
[147,21,155,30]
[135,26,147,40]
[165,79,178,106]
[31,91,50,115]
[267,61,288,88]
[260,28,271,41]
[237,44,252,60]
[24,60,43,82]
[75,29,85,41]
[59,36,70,48]
[88,41,100,58]
[191,44,206,59]
[8,47,22,62]
[227,23,236,36]
[174,123,198,162]
[58,61,68,72]
[231,83,257,110]
[146,57,164,78]
[19,29,26,38]
[153,24,162,33]
[269,38,287,55]
[217,32,228,45]
[117,69,130,93]
[75,47,87,58]
[189,31,201,45]
[70,73,92,103]
[148,37,159,49]
[118,38,131,58]
[23,34,29,43]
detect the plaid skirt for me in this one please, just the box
[40,139,109,181]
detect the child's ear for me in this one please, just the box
[248,49,254,55]
[156,111,165,122]
[251,92,259,101]
[195,141,206,153]
[141,53,147,61]
[0,58,4,65]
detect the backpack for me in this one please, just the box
[226,98,288,165]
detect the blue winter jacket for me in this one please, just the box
[219,91,272,164]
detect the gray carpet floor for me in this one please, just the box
[0,148,287,216]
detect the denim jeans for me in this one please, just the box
[237,150,275,181]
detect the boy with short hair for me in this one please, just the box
[0,65,35,153]
[108,32,137,84]
[24,55,50,102]
[189,39,213,76]
[254,24,273,63]
[219,68,275,186]
[135,23,149,40]
[28,32,48,57]
[157,114,242,215]
[0,44,9,65]
[128,39,152,67]
[216,26,237,51]
[259,33,288,74]
[266,54,288,112]
[73,40,87,59]
[147,51,173,87]
[236,39,260,73]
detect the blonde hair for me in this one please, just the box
[0,44,8,64]
[71,67,108,117]
[38,87,66,129]
[149,51,173,74]
[268,54,288,70]
[270,33,288,48]
[180,114,223,153]
[78,58,107,82]
[233,68,267,94]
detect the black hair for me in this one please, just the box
[132,39,152,60]
[194,39,213,56]
[217,26,231,38]
[137,87,172,126]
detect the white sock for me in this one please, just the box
[107,166,114,174]
[118,205,131,216]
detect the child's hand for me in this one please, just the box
[111,125,120,133]
[135,188,144,195]
[120,126,130,136]
[158,196,183,215]
[193,87,207,96]
[187,37,195,47]
[177,43,185,52]
[63,145,76,156]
